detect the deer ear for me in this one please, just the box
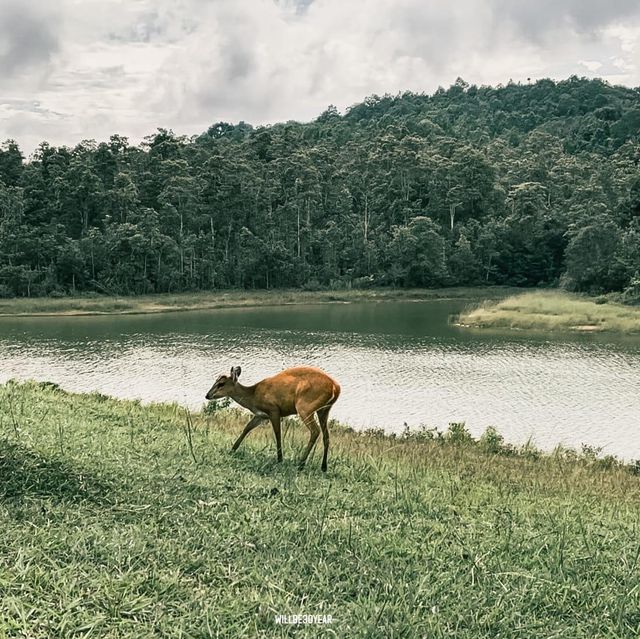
[230,366,241,381]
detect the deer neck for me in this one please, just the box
[230,383,260,413]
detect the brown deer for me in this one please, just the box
[205,366,340,472]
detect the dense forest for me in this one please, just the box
[1,76,639,299]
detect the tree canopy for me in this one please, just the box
[1,76,639,298]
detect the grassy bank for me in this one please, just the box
[0,286,520,317]
[1,382,639,637]
[459,290,640,334]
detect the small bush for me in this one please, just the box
[581,443,604,461]
[363,427,389,439]
[352,275,376,289]
[445,422,473,444]
[622,278,640,305]
[480,426,504,454]
[202,398,231,416]
[401,424,440,441]
[301,278,326,292]
[329,278,351,291]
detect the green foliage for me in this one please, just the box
[622,277,640,305]
[2,77,640,297]
[564,217,625,293]
[479,426,505,454]
[444,421,473,443]
[202,397,231,415]
[387,216,447,286]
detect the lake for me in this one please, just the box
[1,299,639,459]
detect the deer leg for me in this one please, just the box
[317,406,331,473]
[231,414,265,452]
[298,410,320,469]
[270,414,283,462]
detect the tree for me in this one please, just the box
[0,140,24,186]
[1,77,640,296]
[387,217,446,286]
[564,217,624,292]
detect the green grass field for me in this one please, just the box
[459,290,640,334]
[0,287,519,317]
[1,381,639,637]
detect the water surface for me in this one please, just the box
[1,300,639,459]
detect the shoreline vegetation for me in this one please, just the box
[458,290,640,334]
[1,381,640,636]
[0,286,521,317]
[3,286,640,337]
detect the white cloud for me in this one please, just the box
[579,60,603,72]
[605,24,640,53]
[1,0,639,156]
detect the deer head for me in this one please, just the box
[205,366,241,400]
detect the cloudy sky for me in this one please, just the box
[1,0,639,155]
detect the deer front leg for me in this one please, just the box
[231,414,265,452]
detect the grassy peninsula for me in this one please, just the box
[0,286,519,317]
[1,381,639,637]
[459,290,640,334]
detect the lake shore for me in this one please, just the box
[0,286,521,317]
[2,380,639,637]
[458,290,640,334]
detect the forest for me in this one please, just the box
[0,76,639,299]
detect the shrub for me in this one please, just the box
[202,398,231,416]
[622,278,640,305]
[301,278,325,291]
[401,424,440,441]
[445,422,473,444]
[479,426,504,453]
[581,443,604,461]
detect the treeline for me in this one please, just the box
[1,76,639,299]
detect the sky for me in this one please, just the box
[1,0,639,156]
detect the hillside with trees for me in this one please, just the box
[1,76,639,299]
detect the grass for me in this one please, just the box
[0,286,520,317]
[1,381,639,637]
[459,290,640,334]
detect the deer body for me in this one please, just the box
[206,366,340,472]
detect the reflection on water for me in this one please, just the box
[1,300,639,459]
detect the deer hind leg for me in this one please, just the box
[297,408,320,469]
[270,413,283,463]
[317,406,331,473]
[231,414,265,452]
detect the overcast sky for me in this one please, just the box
[1,0,639,155]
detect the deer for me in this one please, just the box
[205,366,341,472]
